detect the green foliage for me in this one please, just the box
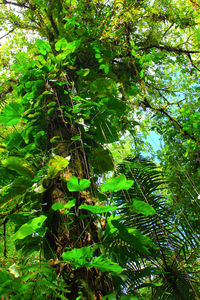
[79,204,118,214]
[0,0,200,299]
[62,246,123,274]
[0,102,24,125]
[101,174,134,192]
[131,200,156,216]
[13,215,47,241]
[0,176,32,206]
[51,199,76,211]
[36,39,51,55]
[0,263,69,299]
[67,176,90,192]
[48,155,70,178]
[2,157,34,179]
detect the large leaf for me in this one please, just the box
[2,157,34,179]
[90,119,118,143]
[48,155,70,178]
[62,246,95,267]
[51,198,76,211]
[131,200,156,216]
[36,39,51,55]
[91,147,114,173]
[0,103,24,125]
[0,176,32,206]
[5,132,24,150]
[101,174,133,192]
[13,215,47,241]
[77,68,90,77]
[79,204,118,214]
[55,38,81,56]
[111,219,157,255]
[67,176,90,192]
[91,256,123,274]
[62,247,123,274]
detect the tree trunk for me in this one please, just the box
[41,82,113,299]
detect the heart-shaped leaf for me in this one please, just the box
[67,176,90,192]
[13,215,47,241]
[101,174,133,192]
[0,103,24,126]
[79,204,117,214]
[131,200,156,216]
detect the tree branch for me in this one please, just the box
[0,28,14,40]
[187,53,200,72]
[139,44,199,54]
[189,0,200,9]
[141,98,200,144]
[0,0,36,10]
[0,86,13,101]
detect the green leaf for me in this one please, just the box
[0,177,32,206]
[55,39,81,55]
[111,220,157,255]
[5,132,23,150]
[62,246,95,267]
[79,204,118,214]
[99,64,109,74]
[64,198,76,210]
[36,39,51,55]
[77,68,90,76]
[0,103,24,126]
[91,256,123,274]
[50,136,61,143]
[51,202,65,211]
[91,147,114,173]
[101,174,133,192]
[71,135,81,141]
[67,176,90,192]
[102,294,116,300]
[2,157,34,179]
[51,199,76,211]
[121,296,138,300]
[46,101,56,108]
[55,38,68,51]
[131,200,156,215]
[13,215,47,241]
[62,246,122,274]
[48,155,70,178]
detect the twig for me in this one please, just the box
[139,44,199,55]
[0,28,14,40]
[187,53,200,72]
[3,218,8,257]
[0,0,36,10]
[141,98,200,144]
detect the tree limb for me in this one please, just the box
[139,44,199,54]
[141,98,200,144]
[0,86,13,101]
[187,53,200,72]
[0,28,14,40]
[0,0,36,10]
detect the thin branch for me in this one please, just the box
[189,0,200,9]
[141,98,200,144]
[160,23,174,42]
[0,0,36,10]
[3,219,8,257]
[0,202,23,219]
[139,44,200,55]
[146,82,187,94]
[0,28,14,40]
[187,53,200,72]
[0,86,13,101]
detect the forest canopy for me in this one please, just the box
[0,0,200,299]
